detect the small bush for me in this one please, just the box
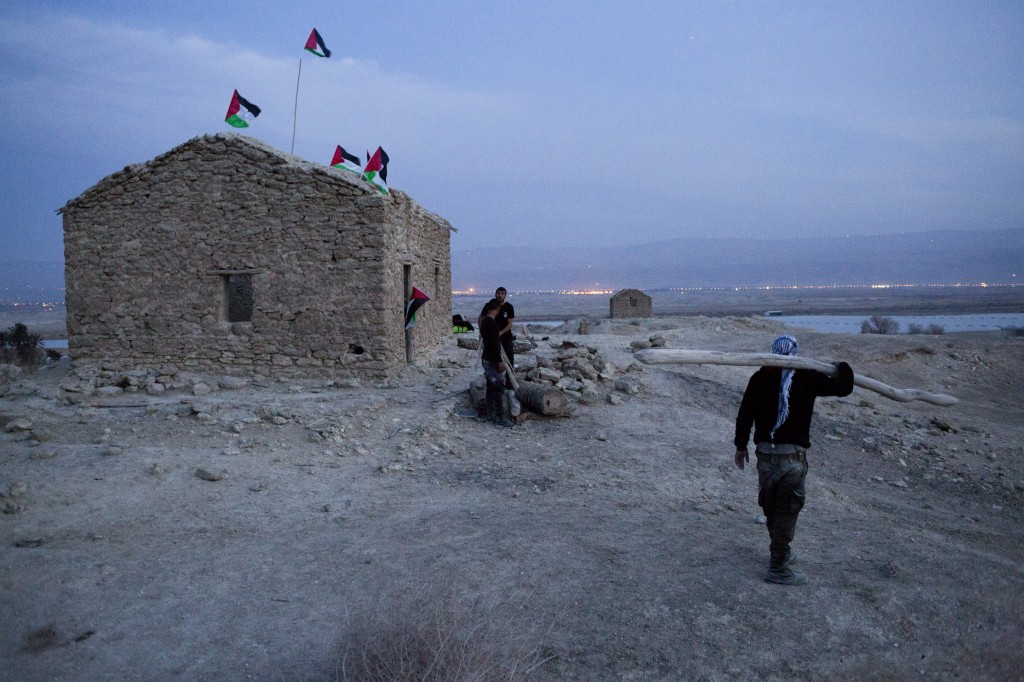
[926,324,945,335]
[908,323,946,335]
[330,585,554,681]
[0,322,42,368]
[860,315,900,335]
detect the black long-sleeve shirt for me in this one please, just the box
[480,315,502,363]
[734,362,854,449]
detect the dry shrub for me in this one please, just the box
[330,583,555,682]
[908,323,945,335]
[860,315,900,335]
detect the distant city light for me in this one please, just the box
[444,282,1023,297]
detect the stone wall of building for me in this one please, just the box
[609,288,653,319]
[61,134,452,379]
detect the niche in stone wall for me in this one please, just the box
[223,274,254,322]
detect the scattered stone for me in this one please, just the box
[95,386,124,397]
[149,463,164,476]
[249,482,265,492]
[614,378,641,395]
[31,447,59,460]
[2,501,23,515]
[192,382,212,396]
[4,417,33,433]
[222,446,241,456]
[102,445,124,457]
[146,383,166,396]
[218,376,248,390]
[31,429,54,443]
[195,467,224,482]
[607,392,623,405]
[9,481,28,498]
[630,340,652,351]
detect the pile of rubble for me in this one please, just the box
[518,339,646,405]
[56,363,256,403]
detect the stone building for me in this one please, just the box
[60,133,454,379]
[609,288,652,319]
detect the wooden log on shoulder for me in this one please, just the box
[634,348,958,407]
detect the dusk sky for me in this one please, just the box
[2,1,1022,262]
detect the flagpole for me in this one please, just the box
[291,57,302,154]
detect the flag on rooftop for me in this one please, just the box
[363,147,389,194]
[304,28,331,58]
[405,287,431,330]
[331,145,361,173]
[225,90,261,128]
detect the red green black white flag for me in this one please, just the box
[304,28,331,58]
[331,145,361,173]
[363,146,389,194]
[225,90,261,128]
[405,287,431,330]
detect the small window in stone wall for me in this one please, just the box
[224,274,254,322]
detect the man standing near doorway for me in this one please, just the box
[478,287,515,369]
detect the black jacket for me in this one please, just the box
[734,362,854,449]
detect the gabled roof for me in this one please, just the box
[611,288,651,299]
[60,133,383,214]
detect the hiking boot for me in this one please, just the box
[765,566,807,585]
[493,417,515,429]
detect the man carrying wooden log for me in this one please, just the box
[479,300,515,428]
[734,335,854,585]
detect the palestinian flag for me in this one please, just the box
[330,145,361,173]
[304,28,331,58]
[225,90,260,128]
[405,287,430,330]
[363,146,389,194]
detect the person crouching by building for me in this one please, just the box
[479,300,515,428]
[733,334,854,585]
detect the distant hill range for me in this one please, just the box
[2,229,1021,303]
[453,228,1024,291]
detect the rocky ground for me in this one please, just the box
[2,315,1023,680]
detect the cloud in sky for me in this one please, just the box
[1,3,1022,262]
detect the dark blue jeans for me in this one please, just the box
[482,359,504,417]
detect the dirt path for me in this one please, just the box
[2,316,1022,680]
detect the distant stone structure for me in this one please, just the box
[59,133,454,379]
[609,288,652,319]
